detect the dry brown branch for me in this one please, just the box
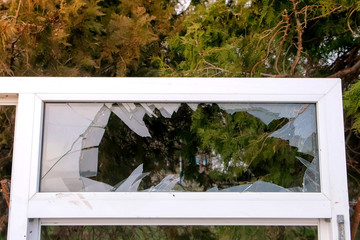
[203,60,228,72]
[256,20,286,48]
[348,172,360,186]
[275,9,290,75]
[329,58,360,79]
[0,215,8,232]
[330,47,359,73]
[347,143,360,155]
[9,33,22,71]
[348,162,360,176]
[282,44,292,73]
[251,25,287,76]
[200,60,230,77]
[290,0,303,76]
[0,179,10,208]
[14,0,22,23]
[347,7,360,38]
[251,59,266,77]
[260,73,302,78]
[303,5,343,23]
[351,197,360,240]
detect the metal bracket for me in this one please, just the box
[337,215,345,240]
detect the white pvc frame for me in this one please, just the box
[0,77,349,239]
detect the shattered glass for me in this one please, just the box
[40,103,319,192]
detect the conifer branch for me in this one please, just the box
[14,0,22,23]
[275,10,290,75]
[290,0,303,76]
[251,24,286,76]
[309,6,343,21]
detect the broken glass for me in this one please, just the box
[40,103,319,192]
[269,105,317,156]
[114,164,149,192]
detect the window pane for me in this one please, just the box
[41,225,318,240]
[40,103,319,192]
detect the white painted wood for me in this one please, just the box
[0,77,338,96]
[40,218,319,226]
[27,219,41,240]
[28,192,331,219]
[7,94,36,239]
[318,219,333,240]
[318,81,350,239]
[0,78,349,240]
[317,98,331,198]
[25,97,44,240]
[37,93,321,102]
[28,96,44,197]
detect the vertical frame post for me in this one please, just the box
[7,94,40,239]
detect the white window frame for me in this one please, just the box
[0,77,349,239]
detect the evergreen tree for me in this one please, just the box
[162,0,360,79]
[0,0,180,76]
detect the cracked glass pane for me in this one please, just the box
[40,103,319,192]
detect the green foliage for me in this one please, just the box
[0,0,179,76]
[215,225,317,240]
[42,226,169,240]
[344,80,360,133]
[162,0,360,77]
[343,79,360,201]
[162,1,249,77]
[41,225,317,240]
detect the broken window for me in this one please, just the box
[40,103,319,192]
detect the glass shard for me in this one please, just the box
[79,148,98,177]
[144,175,180,192]
[270,105,317,155]
[115,164,148,192]
[218,103,308,125]
[245,181,290,192]
[81,177,113,192]
[220,184,251,192]
[110,104,151,137]
[297,156,320,192]
[152,103,181,118]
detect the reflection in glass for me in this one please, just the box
[41,225,318,240]
[40,103,319,192]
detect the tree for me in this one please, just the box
[0,0,180,76]
[162,0,360,79]
[161,0,360,237]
